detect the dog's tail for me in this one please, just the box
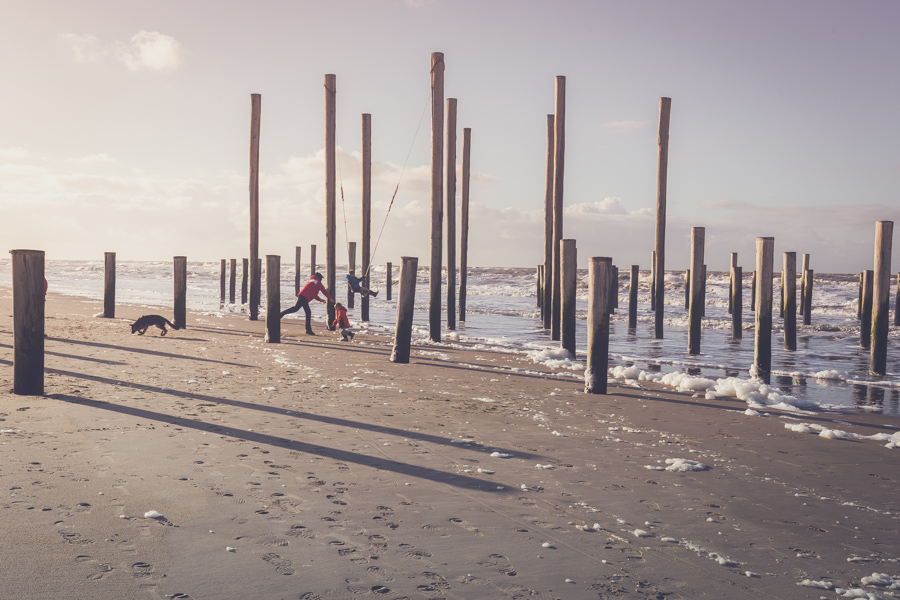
[165,318,180,330]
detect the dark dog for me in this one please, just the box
[131,315,179,336]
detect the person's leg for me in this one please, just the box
[280,296,302,318]
[301,299,314,334]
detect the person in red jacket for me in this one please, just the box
[332,302,354,341]
[279,272,333,335]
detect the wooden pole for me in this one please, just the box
[654,97,672,339]
[783,252,797,351]
[386,262,393,301]
[294,247,302,295]
[551,76,566,341]
[249,93,261,321]
[560,239,577,357]
[310,245,317,280]
[585,256,612,394]
[542,114,554,330]
[362,113,372,322]
[779,268,785,318]
[701,265,707,317]
[751,271,756,312]
[803,270,813,326]
[731,265,742,339]
[446,98,458,332]
[871,220,894,375]
[229,258,236,304]
[860,269,874,350]
[611,266,619,312]
[241,258,248,305]
[895,273,900,327]
[347,241,356,309]
[174,256,187,330]
[391,257,419,364]
[429,52,444,343]
[628,264,639,329]
[858,272,865,320]
[650,251,657,311]
[684,269,691,309]
[688,227,705,355]
[220,259,226,306]
[325,74,337,329]
[800,254,810,315]
[103,251,115,318]
[10,249,44,395]
[537,266,543,311]
[460,127,471,323]
[257,258,262,310]
[753,238,774,384]
[728,252,737,314]
[265,255,280,344]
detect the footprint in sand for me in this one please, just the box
[479,553,517,576]
[287,524,317,539]
[366,565,394,583]
[449,517,483,536]
[131,561,154,579]
[262,552,295,575]
[74,502,91,513]
[74,555,113,581]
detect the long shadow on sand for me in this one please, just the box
[45,337,256,368]
[51,392,517,493]
[0,342,127,366]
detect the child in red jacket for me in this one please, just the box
[332,302,354,341]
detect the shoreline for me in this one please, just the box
[2,291,900,598]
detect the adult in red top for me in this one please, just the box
[279,272,333,335]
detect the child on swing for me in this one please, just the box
[332,302,354,341]
[346,273,378,298]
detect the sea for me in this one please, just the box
[2,259,898,416]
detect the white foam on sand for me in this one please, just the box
[784,421,900,448]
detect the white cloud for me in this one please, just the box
[59,33,106,63]
[60,31,183,72]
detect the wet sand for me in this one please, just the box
[2,290,900,599]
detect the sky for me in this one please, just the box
[1,0,898,272]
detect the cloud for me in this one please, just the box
[602,120,650,133]
[60,31,183,72]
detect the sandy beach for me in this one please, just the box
[2,290,900,599]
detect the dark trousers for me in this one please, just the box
[280,296,313,332]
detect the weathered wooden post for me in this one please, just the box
[751,271,757,312]
[310,245,317,280]
[731,265,742,339]
[783,252,797,351]
[174,256,187,330]
[542,114,554,330]
[537,265,543,312]
[611,266,619,312]
[895,273,900,327]
[802,270,813,325]
[220,259,226,306]
[650,251,657,311]
[391,257,418,364]
[103,251,115,318]
[561,239,577,357]
[728,252,737,314]
[256,258,263,309]
[700,265,707,317]
[688,227,705,355]
[429,52,444,343]
[628,264,639,329]
[294,247,302,295]
[386,262,393,301]
[860,270,874,349]
[362,113,372,322]
[241,258,248,305]
[325,74,337,329]
[779,268,785,319]
[585,256,612,395]
[11,249,44,395]
[347,241,356,309]
[446,98,457,332]
[551,76,566,341]
[654,97,672,339]
[684,269,691,309]
[858,272,864,320]
[800,253,810,315]
[871,220,894,375]
[265,255,280,344]
[229,258,236,304]
[753,238,774,384]
[249,93,261,321]
[460,127,471,323]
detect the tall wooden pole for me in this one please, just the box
[429,52,444,343]
[585,257,612,395]
[174,256,187,330]
[560,239,577,356]
[229,258,236,304]
[460,127,471,323]
[10,249,44,395]
[800,253,810,315]
[731,265,743,339]
[325,74,337,329]
[654,97,672,339]
[871,220,894,375]
[803,270,813,325]
[249,94,261,321]
[728,252,737,314]
[347,242,356,309]
[446,98,457,331]
[754,238,774,384]
[628,264,639,329]
[103,251,115,318]
[551,76,566,341]
[362,113,372,322]
[265,255,280,344]
[542,114,554,330]
[391,257,419,364]
[783,252,797,351]
[294,247,302,295]
[861,269,874,350]
[688,227,705,355]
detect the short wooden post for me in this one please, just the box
[585,257,612,394]
[650,251,657,311]
[871,220,894,375]
[11,249,44,395]
[542,115,554,330]
[688,227,705,355]
[446,98,457,332]
[551,76,566,342]
[265,255,280,344]
[229,258,236,304]
[348,241,356,309]
[802,270,813,325]
[860,270,874,349]
[220,259,226,306]
[895,273,900,327]
[731,265,742,339]
[858,272,864,320]
[684,269,691,309]
[611,266,619,312]
[429,53,444,343]
[386,261,393,301]
[174,256,187,330]
[628,264,639,329]
[391,257,418,364]
[751,270,757,312]
[310,244,317,280]
[460,127,471,323]
[249,93,261,321]
[257,258,263,309]
[783,252,797,351]
[728,253,737,314]
[700,265,707,317]
[753,238,774,384]
[294,247,302,295]
[362,113,372,323]
[241,258,248,305]
[560,239,577,357]
[779,268,785,319]
[537,265,543,316]
[800,253,810,315]
[654,98,672,340]
[103,251,115,318]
